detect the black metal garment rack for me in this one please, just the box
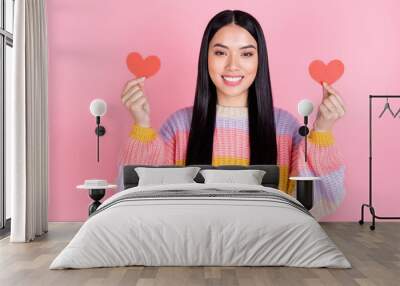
[359,95,400,230]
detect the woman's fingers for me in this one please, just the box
[125,90,144,107]
[319,103,340,120]
[321,100,337,116]
[324,96,345,115]
[121,85,141,104]
[129,96,147,111]
[322,82,340,97]
[121,77,146,96]
[319,103,331,118]
[124,77,145,92]
[120,77,151,126]
[328,95,346,116]
[122,82,143,101]
[321,82,345,117]
[334,93,345,106]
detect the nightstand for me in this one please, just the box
[289,176,320,210]
[77,181,117,216]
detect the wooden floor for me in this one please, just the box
[0,222,399,286]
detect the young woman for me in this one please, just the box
[118,10,346,219]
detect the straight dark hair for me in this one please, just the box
[185,10,277,165]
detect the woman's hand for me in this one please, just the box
[313,82,346,132]
[121,77,151,128]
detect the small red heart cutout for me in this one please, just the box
[126,52,161,78]
[308,59,344,85]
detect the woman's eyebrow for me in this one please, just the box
[213,43,257,50]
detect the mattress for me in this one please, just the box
[50,183,351,269]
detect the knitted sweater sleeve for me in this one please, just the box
[119,124,175,165]
[115,110,186,191]
[287,112,346,219]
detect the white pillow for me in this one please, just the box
[200,169,266,185]
[135,167,201,186]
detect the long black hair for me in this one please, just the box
[185,10,277,165]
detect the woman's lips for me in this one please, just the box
[222,75,244,87]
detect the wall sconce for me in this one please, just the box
[297,99,314,162]
[89,99,107,162]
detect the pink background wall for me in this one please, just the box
[46,0,400,222]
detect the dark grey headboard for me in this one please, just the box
[123,165,280,190]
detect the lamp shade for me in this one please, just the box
[297,99,314,117]
[90,99,107,117]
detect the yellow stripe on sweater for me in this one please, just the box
[278,165,295,195]
[308,130,334,147]
[287,178,296,195]
[176,158,249,167]
[278,165,288,193]
[129,124,157,142]
[212,157,250,166]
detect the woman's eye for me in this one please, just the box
[213,51,254,57]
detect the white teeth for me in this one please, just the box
[222,76,243,82]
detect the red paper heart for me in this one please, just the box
[308,59,344,85]
[126,52,161,78]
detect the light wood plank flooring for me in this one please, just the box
[0,222,399,286]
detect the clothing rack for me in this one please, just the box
[359,95,400,230]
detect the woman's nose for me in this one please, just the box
[226,54,240,70]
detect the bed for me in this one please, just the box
[49,165,350,269]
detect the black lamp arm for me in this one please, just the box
[298,116,309,162]
[94,116,106,162]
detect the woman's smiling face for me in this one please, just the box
[208,23,258,105]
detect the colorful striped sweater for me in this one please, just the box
[117,104,346,219]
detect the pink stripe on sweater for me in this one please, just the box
[120,137,165,165]
[291,138,343,176]
[276,135,292,165]
[213,128,250,158]
[306,144,344,175]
